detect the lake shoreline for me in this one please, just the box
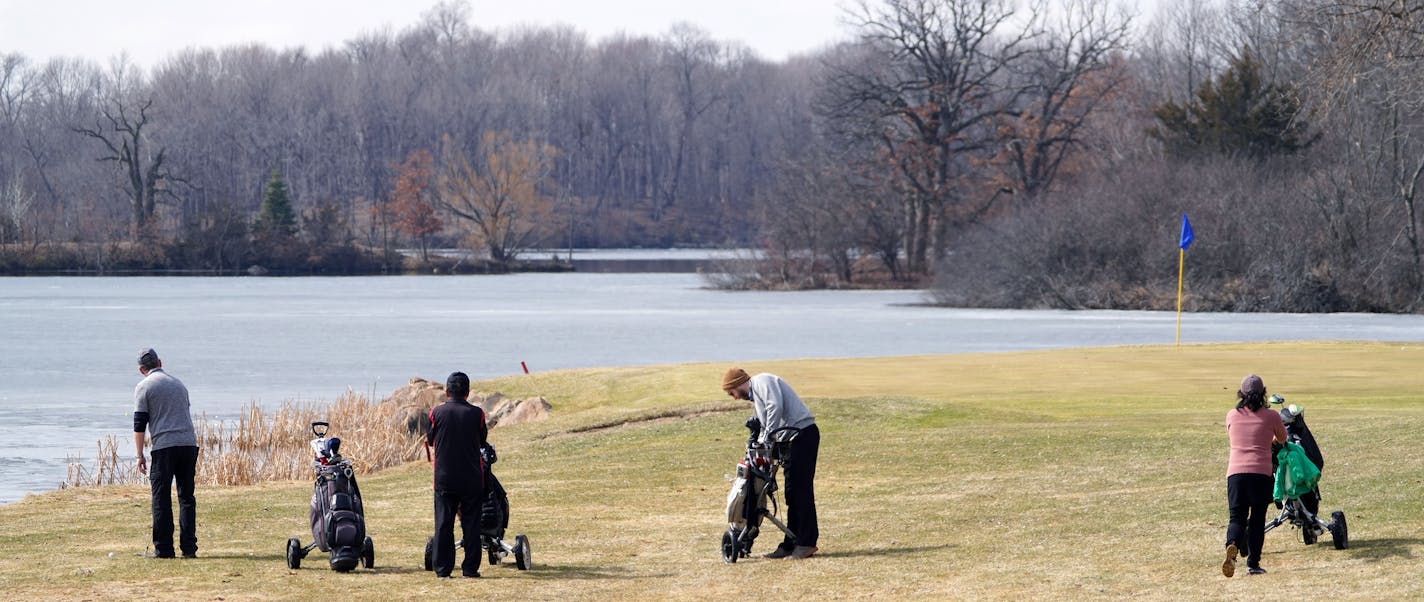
[5,273,1424,504]
[0,258,577,277]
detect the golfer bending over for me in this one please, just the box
[132,348,200,559]
[1222,374,1287,577]
[723,367,819,559]
[428,372,488,578]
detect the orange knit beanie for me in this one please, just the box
[722,367,750,391]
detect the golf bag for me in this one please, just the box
[285,422,375,571]
[720,417,801,563]
[1260,399,1348,550]
[482,465,510,540]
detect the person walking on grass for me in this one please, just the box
[722,367,819,559]
[132,348,200,559]
[428,372,488,578]
[1222,374,1287,577]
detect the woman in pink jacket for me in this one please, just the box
[1222,374,1287,577]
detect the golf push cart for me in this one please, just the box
[422,443,532,571]
[720,416,802,563]
[1261,396,1348,550]
[285,421,375,571]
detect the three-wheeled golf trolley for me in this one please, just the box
[284,421,375,571]
[1261,398,1348,550]
[423,443,532,571]
[720,417,802,563]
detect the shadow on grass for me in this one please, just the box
[365,566,428,575]
[515,563,666,580]
[182,554,285,561]
[814,544,955,559]
[1344,537,1422,562]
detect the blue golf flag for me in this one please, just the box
[1179,213,1194,250]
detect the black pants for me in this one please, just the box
[150,445,199,557]
[433,488,483,577]
[1226,473,1273,568]
[779,423,819,550]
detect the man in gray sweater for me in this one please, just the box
[722,367,819,560]
[132,348,200,558]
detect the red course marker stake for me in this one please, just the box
[521,361,529,374]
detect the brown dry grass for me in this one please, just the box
[65,392,425,489]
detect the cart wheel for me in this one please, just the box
[361,536,375,569]
[721,529,739,564]
[1302,519,1317,545]
[514,534,531,570]
[285,538,302,570]
[487,538,501,566]
[423,536,434,571]
[1330,511,1349,550]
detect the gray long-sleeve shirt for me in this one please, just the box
[749,373,815,443]
[134,368,198,451]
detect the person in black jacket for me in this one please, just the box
[428,372,488,578]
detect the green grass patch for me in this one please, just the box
[2,341,1422,600]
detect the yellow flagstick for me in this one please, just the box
[1175,247,1185,346]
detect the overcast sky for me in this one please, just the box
[1,0,1161,69]
[1,0,855,67]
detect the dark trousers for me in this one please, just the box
[150,445,199,557]
[780,423,819,550]
[1226,473,1273,568]
[433,488,483,577]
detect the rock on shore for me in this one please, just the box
[386,377,552,436]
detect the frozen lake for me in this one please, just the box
[3,272,1423,503]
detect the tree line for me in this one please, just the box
[729,0,1424,313]
[2,0,1422,311]
[0,2,805,273]
[928,0,1424,313]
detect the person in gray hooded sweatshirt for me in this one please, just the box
[132,348,200,558]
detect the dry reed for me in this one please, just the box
[64,391,425,489]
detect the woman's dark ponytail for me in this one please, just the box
[1236,389,1266,411]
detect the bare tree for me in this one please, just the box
[754,151,864,287]
[659,24,724,221]
[822,0,1047,277]
[1001,0,1133,199]
[436,132,558,265]
[1218,0,1309,81]
[1296,0,1424,302]
[0,54,26,132]
[18,59,107,242]
[0,179,34,244]
[1165,0,1226,100]
[74,97,178,240]
[0,55,29,244]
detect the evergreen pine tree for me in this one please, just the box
[1148,49,1317,160]
[255,168,297,237]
